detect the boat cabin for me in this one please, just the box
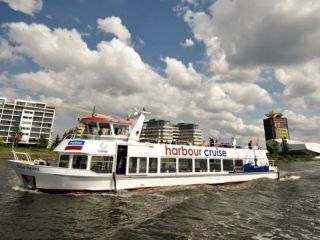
[79,116,132,139]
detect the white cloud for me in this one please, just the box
[0,37,21,62]
[164,57,201,89]
[45,14,52,19]
[180,38,194,47]
[182,0,198,7]
[181,0,320,143]
[283,110,320,142]
[1,21,272,143]
[3,22,98,71]
[184,0,320,68]
[275,59,320,109]
[0,0,42,16]
[97,16,131,43]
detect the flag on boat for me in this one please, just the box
[65,140,85,150]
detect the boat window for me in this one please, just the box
[59,155,69,168]
[98,123,111,135]
[148,157,158,173]
[178,158,192,173]
[223,159,234,172]
[90,156,113,173]
[129,157,147,174]
[139,157,147,173]
[160,158,176,173]
[129,157,138,173]
[209,159,221,172]
[114,124,130,136]
[195,159,207,172]
[72,155,88,169]
[234,159,243,172]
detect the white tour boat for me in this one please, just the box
[8,109,279,192]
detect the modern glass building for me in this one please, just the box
[0,97,55,146]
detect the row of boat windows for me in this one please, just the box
[58,155,244,174]
[59,155,113,173]
[128,157,243,174]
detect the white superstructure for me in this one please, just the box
[8,109,278,192]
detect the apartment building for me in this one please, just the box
[174,122,203,145]
[141,119,203,145]
[0,97,55,146]
[140,119,176,143]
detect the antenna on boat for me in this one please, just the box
[92,106,96,117]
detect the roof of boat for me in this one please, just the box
[80,115,132,125]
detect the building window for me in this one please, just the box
[148,157,158,173]
[59,155,69,168]
[72,155,88,169]
[178,158,192,172]
[195,159,207,172]
[160,158,176,173]
[90,156,113,173]
[223,159,234,172]
[209,159,221,172]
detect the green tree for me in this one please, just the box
[38,134,48,148]
[280,138,290,157]
[0,136,3,145]
[267,140,279,154]
[51,134,61,149]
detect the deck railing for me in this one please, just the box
[12,151,32,163]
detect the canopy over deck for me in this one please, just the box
[80,116,132,125]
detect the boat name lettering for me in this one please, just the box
[26,166,39,171]
[17,164,39,171]
[165,145,227,157]
[17,164,25,170]
[204,149,227,157]
[165,145,201,156]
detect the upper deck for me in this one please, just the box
[73,115,133,141]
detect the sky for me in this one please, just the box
[0,0,319,146]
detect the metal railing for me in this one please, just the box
[268,160,276,167]
[12,151,32,163]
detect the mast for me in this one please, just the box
[128,108,150,142]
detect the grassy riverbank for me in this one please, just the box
[0,146,58,159]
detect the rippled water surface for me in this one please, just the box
[0,160,319,239]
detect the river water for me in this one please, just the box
[0,160,319,240]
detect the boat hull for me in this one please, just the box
[8,160,278,192]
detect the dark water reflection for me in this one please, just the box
[0,160,319,239]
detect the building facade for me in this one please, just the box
[0,97,55,146]
[174,122,203,145]
[141,119,203,145]
[263,111,290,141]
[140,119,176,143]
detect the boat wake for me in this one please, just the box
[12,185,42,194]
[279,175,301,181]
